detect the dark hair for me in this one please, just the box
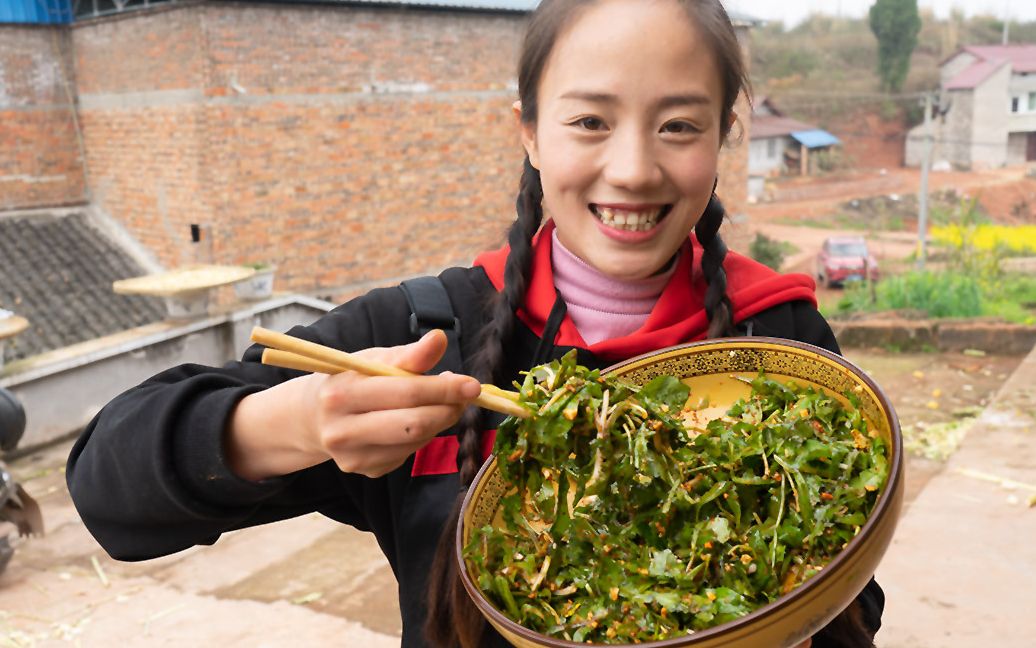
[427,1,749,645]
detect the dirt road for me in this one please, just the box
[746,166,1033,222]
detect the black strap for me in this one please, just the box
[398,276,464,376]
[532,290,568,366]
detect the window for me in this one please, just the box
[1030,92,1036,112]
[830,242,869,257]
[73,0,176,20]
[1012,96,1021,113]
[767,138,777,159]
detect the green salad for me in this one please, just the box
[464,351,889,643]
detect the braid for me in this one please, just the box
[813,601,877,648]
[695,191,736,338]
[425,157,543,648]
[453,157,542,490]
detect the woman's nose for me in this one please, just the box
[601,129,663,191]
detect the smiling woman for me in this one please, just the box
[516,0,724,282]
[66,2,883,648]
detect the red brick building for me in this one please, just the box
[0,25,85,209]
[2,1,754,300]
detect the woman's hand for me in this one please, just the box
[227,329,481,481]
[794,639,812,648]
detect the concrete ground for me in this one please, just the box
[1,344,1033,647]
[0,445,402,646]
[876,342,1036,648]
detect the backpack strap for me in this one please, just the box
[398,276,464,376]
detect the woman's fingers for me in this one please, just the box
[361,328,450,375]
[319,329,480,413]
[319,372,481,414]
[320,404,471,477]
[297,331,485,478]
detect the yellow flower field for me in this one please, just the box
[931,224,1036,254]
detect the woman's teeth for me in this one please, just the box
[594,206,663,232]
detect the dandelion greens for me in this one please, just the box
[464,351,888,643]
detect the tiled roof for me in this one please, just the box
[0,211,165,365]
[750,114,818,139]
[946,58,1009,90]
[965,45,1036,74]
[946,45,1036,89]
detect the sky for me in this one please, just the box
[726,0,1036,27]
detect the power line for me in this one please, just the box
[762,90,932,100]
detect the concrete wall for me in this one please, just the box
[1007,131,1031,165]
[945,89,975,168]
[970,65,1011,168]
[1007,73,1036,140]
[918,56,1036,170]
[0,24,86,209]
[70,2,752,299]
[907,88,973,169]
[748,136,788,176]
[940,51,977,87]
[0,295,332,449]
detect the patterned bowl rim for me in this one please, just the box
[457,336,904,647]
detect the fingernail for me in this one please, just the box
[460,380,481,400]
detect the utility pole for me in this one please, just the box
[1003,1,1010,45]
[917,92,934,270]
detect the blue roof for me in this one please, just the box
[0,0,72,24]
[791,129,841,149]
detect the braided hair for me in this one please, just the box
[425,158,544,647]
[695,191,736,338]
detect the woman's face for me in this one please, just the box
[520,0,727,281]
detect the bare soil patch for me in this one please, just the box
[842,349,1023,508]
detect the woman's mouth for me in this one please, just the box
[590,204,672,232]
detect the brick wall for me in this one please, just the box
[0,25,85,210]
[74,6,210,269]
[719,89,750,217]
[719,25,752,218]
[72,2,751,299]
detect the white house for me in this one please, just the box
[748,98,841,199]
[907,44,1036,169]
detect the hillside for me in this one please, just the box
[749,10,1036,170]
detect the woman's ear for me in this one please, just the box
[723,111,741,146]
[513,100,540,169]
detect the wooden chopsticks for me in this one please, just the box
[250,326,529,419]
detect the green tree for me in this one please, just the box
[868,0,922,92]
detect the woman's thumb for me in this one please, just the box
[395,329,449,374]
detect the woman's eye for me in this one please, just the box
[573,116,606,131]
[661,121,699,135]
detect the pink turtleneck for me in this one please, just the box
[550,229,678,345]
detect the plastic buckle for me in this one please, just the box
[409,314,461,338]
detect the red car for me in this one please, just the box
[815,236,879,288]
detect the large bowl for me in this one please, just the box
[457,337,903,648]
